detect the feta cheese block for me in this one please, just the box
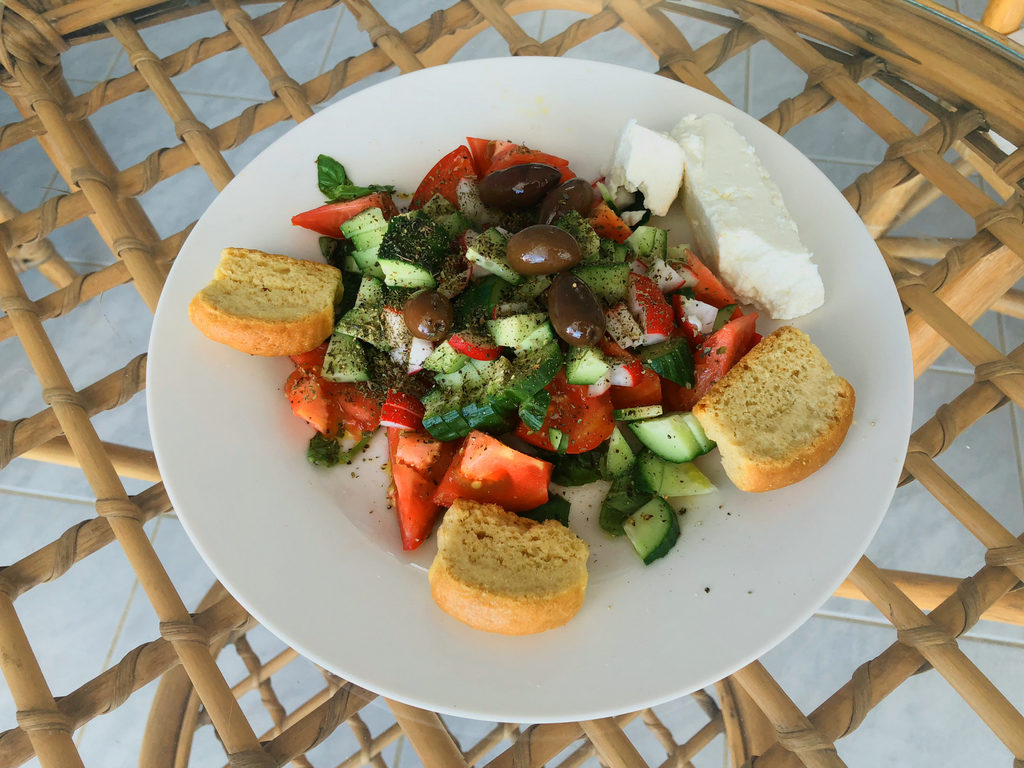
[670,113,824,320]
[607,119,684,217]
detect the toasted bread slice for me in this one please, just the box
[428,499,589,635]
[189,247,342,356]
[692,326,854,492]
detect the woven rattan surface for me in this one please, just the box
[2,1,1024,766]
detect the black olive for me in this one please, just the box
[547,272,605,348]
[478,163,562,210]
[507,225,581,276]
[539,178,595,224]
[402,290,453,341]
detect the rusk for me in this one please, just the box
[189,247,342,356]
[428,499,589,635]
[692,326,854,492]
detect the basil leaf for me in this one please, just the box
[599,474,653,536]
[550,448,605,486]
[316,153,396,202]
[307,431,371,468]
[519,494,570,526]
[317,154,350,197]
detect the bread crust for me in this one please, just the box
[693,326,855,493]
[428,499,589,635]
[710,377,854,492]
[428,559,587,635]
[188,294,334,357]
[188,248,341,357]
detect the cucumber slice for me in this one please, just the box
[518,390,551,432]
[713,304,738,333]
[635,452,715,497]
[517,322,555,352]
[629,412,713,463]
[572,262,630,305]
[465,228,523,285]
[680,412,716,454]
[321,332,368,383]
[339,207,388,246]
[613,405,663,422]
[599,474,653,536]
[422,340,469,374]
[624,497,680,564]
[507,340,563,404]
[548,427,569,454]
[625,226,667,261]
[637,337,695,388]
[378,259,436,289]
[453,275,509,328]
[566,346,611,385]
[487,312,547,348]
[603,426,636,477]
[509,275,551,302]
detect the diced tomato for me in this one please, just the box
[466,137,515,176]
[486,145,575,183]
[390,463,440,550]
[393,430,456,484]
[386,428,456,550]
[284,369,344,437]
[410,145,476,209]
[660,376,698,413]
[434,431,552,512]
[291,193,398,237]
[289,342,329,372]
[610,368,661,409]
[678,249,737,310]
[515,370,615,454]
[598,338,661,408]
[694,312,758,396]
[448,332,502,361]
[745,331,763,355]
[334,383,382,434]
[589,202,632,243]
[663,312,760,412]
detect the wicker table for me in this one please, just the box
[2,2,1024,766]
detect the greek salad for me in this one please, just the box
[283,139,762,562]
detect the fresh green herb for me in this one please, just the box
[319,236,354,271]
[317,154,395,202]
[518,390,551,432]
[519,493,571,526]
[599,474,653,536]
[551,446,606,486]
[336,270,363,319]
[307,431,371,468]
[377,211,450,272]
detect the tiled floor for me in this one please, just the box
[2,2,1023,767]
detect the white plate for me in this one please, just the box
[148,57,912,723]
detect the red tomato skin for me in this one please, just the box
[515,371,615,454]
[289,342,328,371]
[589,202,632,243]
[433,431,552,512]
[410,145,476,209]
[390,462,442,550]
[333,383,382,434]
[610,368,662,409]
[662,312,760,412]
[284,369,343,436]
[291,193,398,237]
[678,249,736,309]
